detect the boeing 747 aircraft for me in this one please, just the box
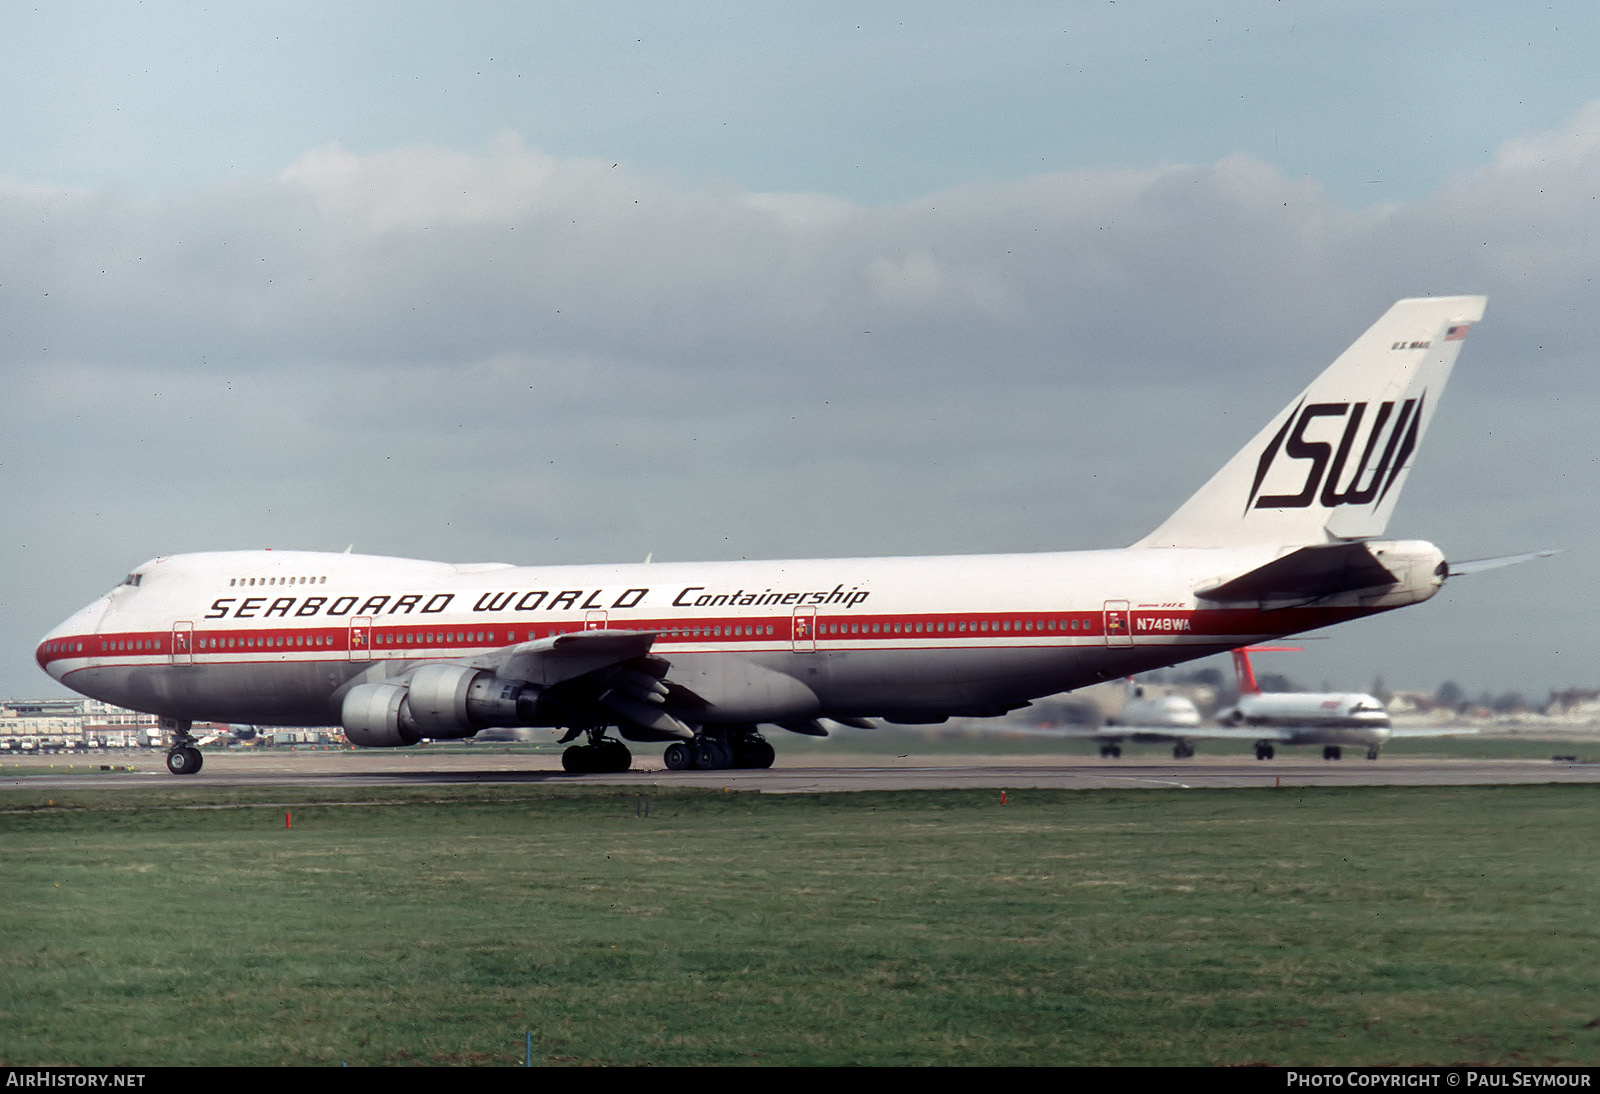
[38,296,1494,775]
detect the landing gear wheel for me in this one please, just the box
[562,739,632,774]
[1366,747,1380,761]
[561,745,592,774]
[1099,744,1123,759]
[695,739,732,770]
[1173,742,1194,759]
[1255,743,1275,761]
[664,742,694,770]
[166,747,202,775]
[740,740,776,769]
[1323,745,1343,761]
[599,739,632,772]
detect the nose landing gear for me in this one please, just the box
[161,718,203,775]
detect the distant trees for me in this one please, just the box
[1436,681,1467,711]
[1433,681,1530,715]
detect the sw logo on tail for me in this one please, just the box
[1246,395,1423,513]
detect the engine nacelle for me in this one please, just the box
[341,682,421,748]
[406,663,483,736]
[341,667,554,747]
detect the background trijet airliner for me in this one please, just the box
[1214,647,1391,761]
[40,296,1492,776]
[1091,647,1393,761]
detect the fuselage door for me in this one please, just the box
[170,621,194,666]
[585,610,608,631]
[792,606,817,653]
[348,616,373,661]
[1103,600,1133,647]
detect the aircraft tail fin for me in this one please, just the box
[1135,296,1487,549]
[1230,645,1306,697]
[1230,650,1261,696]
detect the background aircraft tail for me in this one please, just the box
[1230,649,1261,696]
[1136,295,1487,549]
[1228,646,1302,696]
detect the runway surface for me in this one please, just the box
[5,749,1600,793]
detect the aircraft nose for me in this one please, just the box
[36,595,111,681]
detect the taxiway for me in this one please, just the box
[4,749,1598,794]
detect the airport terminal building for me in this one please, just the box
[1,698,164,752]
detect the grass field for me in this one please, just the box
[3,783,1598,1066]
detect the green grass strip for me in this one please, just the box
[3,784,1597,1065]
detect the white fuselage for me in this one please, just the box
[1108,689,1204,730]
[1218,690,1392,748]
[37,542,1443,732]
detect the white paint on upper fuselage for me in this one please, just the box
[49,544,1291,641]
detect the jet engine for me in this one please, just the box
[340,664,554,747]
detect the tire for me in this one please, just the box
[602,740,632,772]
[664,742,694,770]
[166,748,200,776]
[695,740,731,770]
[745,740,775,769]
[561,745,590,774]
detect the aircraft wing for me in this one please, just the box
[1094,725,1299,743]
[413,628,830,742]
[465,628,663,686]
[461,628,696,740]
[1387,726,1480,738]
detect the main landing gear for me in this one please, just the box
[561,730,632,774]
[663,730,776,771]
[1172,741,1195,759]
[1322,745,1343,761]
[1255,743,1276,761]
[162,718,203,776]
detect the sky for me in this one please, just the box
[3,1,1598,703]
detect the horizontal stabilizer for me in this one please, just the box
[1446,549,1560,577]
[1198,542,1396,603]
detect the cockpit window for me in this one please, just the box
[121,573,143,587]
